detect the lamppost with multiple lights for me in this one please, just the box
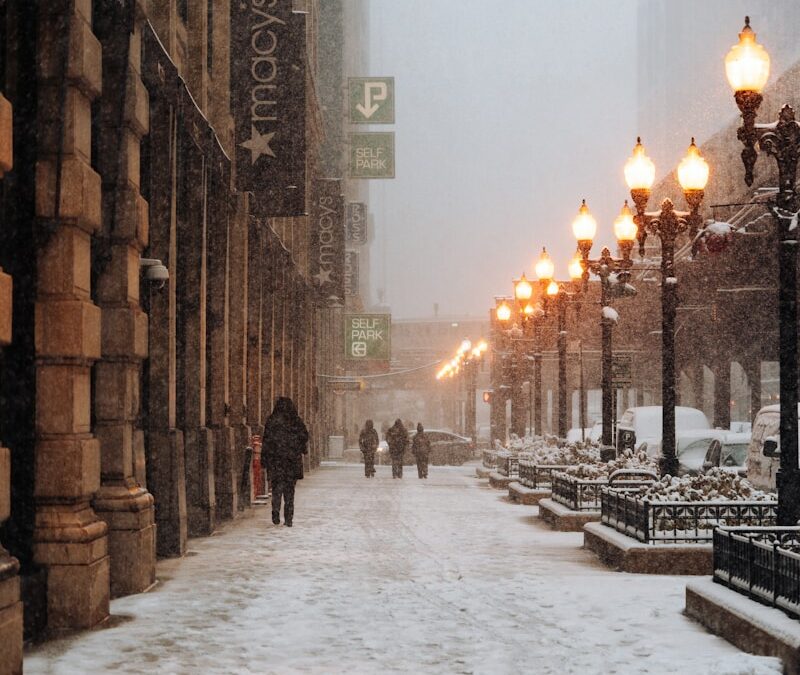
[724,17,800,524]
[437,339,488,444]
[623,137,710,476]
[544,253,585,438]
[572,199,637,455]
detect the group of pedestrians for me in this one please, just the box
[358,419,432,479]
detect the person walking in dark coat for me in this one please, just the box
[261,397,308,527]
[359,420,379,478]
[386,419,409,479]
[412,423,431,479]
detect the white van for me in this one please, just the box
[616,406,711,457]
[747,404,800,490]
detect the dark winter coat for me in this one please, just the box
[412,431,431,459]
[385,421,409,458]
[262,397,309,482]
[359,424,379,454]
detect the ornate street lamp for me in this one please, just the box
[625,138,709,476]
[573,199,635,455]
[725,17,800,524]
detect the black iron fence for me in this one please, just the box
[482,449,497,469]
[600,487,778,544]
[551,469,657,512]
[713,526,800,620]
[496,454,519,478]
[518,462,568,489]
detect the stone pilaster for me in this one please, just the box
[0,89,22,675]
[92,8,156,599]
[246,220,263,433]
[33,0,109,630]
[179,147,214,537]
[229,194,251,508]
[208,166,235,520]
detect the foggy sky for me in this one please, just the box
[367,0,639,319]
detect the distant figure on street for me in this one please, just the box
[359,420,379,478]
[261,397,308,527]
[412,423,431,479]
[386,419,409,479]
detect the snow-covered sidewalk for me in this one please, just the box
[26,463,781,674]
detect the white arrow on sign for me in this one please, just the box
[355,82,388,119]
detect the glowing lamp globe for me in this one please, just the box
[572,200,597,244]
[535,247,554,282]
[624,137,656,191]
[677,138,710,192]
[496,301,512,323]
[568,254,583,281]
[725,17,770,93]
[546,280,559,297]
[613,201,638,244]
[523,303,535,317]
[514,273,533,302]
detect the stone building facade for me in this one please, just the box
[0,0,360,667]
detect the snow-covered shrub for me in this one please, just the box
[561,449,657,480]
[635,468,772,503]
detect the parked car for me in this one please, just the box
[676,430,749,476]
[746,404,800,490]
[404,429,474,466]
[616,406,711,457]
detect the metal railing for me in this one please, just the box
[713,526,800,620]
[482,449,497,469]
[600,487,778,544]
[551,469,657,512]
[518,462,569,489]
[496,454,519,478]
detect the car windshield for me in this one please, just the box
[721,443,748,467]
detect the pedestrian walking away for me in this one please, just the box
[385,419,409,479]
[412,423,431,479]
[359,419,379,477]
[261,397,309,527]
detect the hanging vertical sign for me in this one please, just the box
[231,2,306,215]
[345,202,367,245]
[344,250,359,297]
[310,179,345,305]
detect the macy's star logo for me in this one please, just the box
[240,126,276,165]
[314,268,333,285]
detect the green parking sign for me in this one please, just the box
[349,132,395,179]
[348,77,395,124]
[345,314,391,360]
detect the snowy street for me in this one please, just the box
[26,463,781,674]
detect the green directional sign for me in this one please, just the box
[349,132,395,179]
[348,77,395,124]
[345,314,391,361]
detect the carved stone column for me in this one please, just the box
[33,0,109,629]
[93,5,156,599]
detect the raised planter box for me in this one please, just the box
[476,466,493,479]
[495,455,519,479]
[482,449,497,469]
[600,486,777,544]
[686,577,800,673]
[539,498,599,531]
[583,521,712,574]
[518,462,568,490]
[508,481,550,505]
[551,469,656,512]
[488,471,514,489]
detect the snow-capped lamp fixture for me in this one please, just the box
[724,18,800,526]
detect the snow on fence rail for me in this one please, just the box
[518,461,569,489]
[551,469,657,512]
[713,526,800,620]
[600,487,778,544]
